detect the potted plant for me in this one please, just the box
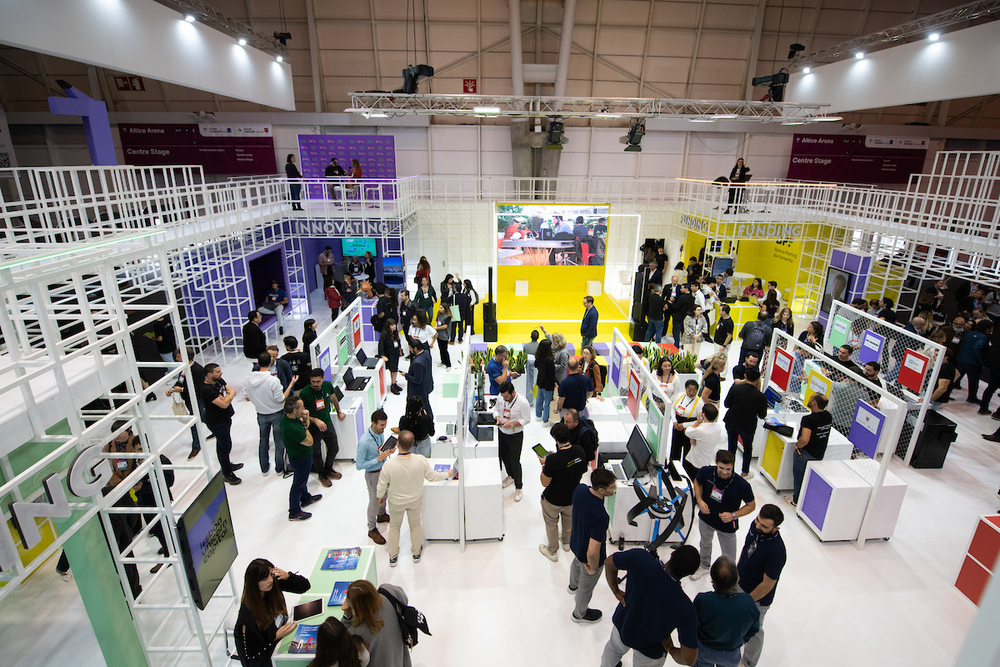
[671,351,701,387]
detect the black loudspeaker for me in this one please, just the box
[631,268,648,321]
[484,321,498,342]
[630,319,647,342]
[482,302,497,322]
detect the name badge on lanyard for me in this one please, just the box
[710,485,723,503]
[316,398,325,411]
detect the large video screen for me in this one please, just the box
[496,203,610,266]
[820,266,852,316]
[341,238,377,257]
[177,472,239,610]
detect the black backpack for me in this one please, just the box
[745,322,767,350]
[379,586,431,649]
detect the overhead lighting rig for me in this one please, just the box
[159,0,289,58]
[346,93,833,124]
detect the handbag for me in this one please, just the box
[449,304,461,320]
[171,393,188,416]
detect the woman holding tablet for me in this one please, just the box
[235,558,311,667]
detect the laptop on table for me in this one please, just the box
[343,367,370,391]
[356,348,380,369]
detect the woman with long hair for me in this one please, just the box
[656,356,677,399]
[393,394,434,457]
[413,276,436,323]
[285,154,302,211]
[539,329,569,382]
[580,344,604,399]
[342,273,357,306]
[302,319,318,361]
[307,617,369,667]
[434,303,452,369]
[462,279,479,336]
[762,289,780,319]
[682,305,708,355]
[725,157,750,214]
[414,256,431,286]
[342,580,411,667]
[797,320,823,346]
[235,558,310,667]
[699,353,726,407]
[771,307,794,336]
[378,318,403,394]
[742,278,764,299]
[534,338,557,424]
[408,310,436,351]
[325,280,343,322]
[398,290,416,336]
[347,158,363,198]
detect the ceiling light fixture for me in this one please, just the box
[929,32,940,41]
[473,106,500,114]
[184,14,196,22]
[803,67,811,74]
[855,52,865,59]
[238,37,247,46]
[689,117,715,123]
[275,55,283,62]
[709,114,739,119]
[813,115,843,122]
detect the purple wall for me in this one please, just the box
[818,248,872,330]
[297,135,396,199]
[300,237,384,293]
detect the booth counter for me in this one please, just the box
[797,459,907,542]
[757,414,853,492]
[422,457,503,542]
[275,546,378,664]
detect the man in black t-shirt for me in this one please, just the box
[562,408,598,463]
[723,368,768,478]
[568,469,617,624]
[787,393,833,506]
[537,423,588,562]
[827,344,860,380]
[932,348,959,409]
[153,316,176,363]
[645,284,665,343]
[714,304,734,351]
[878,297,897,325]
[282,336,312,393]
[731,351,760,386]
[198,363,243,484]
[691,450,756,580]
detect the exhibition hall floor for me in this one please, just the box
[0,333,991,667]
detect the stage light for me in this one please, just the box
[929,32,940,41]
[855,52,865,59]
[709,114,739,119]
[238,37,247,46]
[813,115,843,122]
[364,112,389,118]
[803,67,811,74]
[276,55,283,62]
[546,118,565,150]
[184,14,196,22]
[623,118,645,152]
[398,64,434,94]
[787,42,805,60]
[689,117,715,123]
[473,106,500,115]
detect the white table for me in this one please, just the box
[587,397,629,422]
[797,459,907,542]
[423,457,461,540]
[594,420,632,457]
[757,414,853,492]
[463,458,504,541]
[332,392,366,461]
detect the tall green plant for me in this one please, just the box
[670,351,698,374]
[508,350,527,373]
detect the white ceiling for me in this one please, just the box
[1,0,998,129]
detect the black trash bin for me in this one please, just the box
[909,410,958,469]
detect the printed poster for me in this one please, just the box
[627,365,641,420]
[770,347,794,392]
[337,330,352,367]
[898,349,929,394]
[351,311,362,349]
[806,370,832,400]
[828,315,850,350]
[858,330,884,365]
[849,400,886,458]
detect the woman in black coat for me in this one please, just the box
[236,558,311,667]
[378,318,403,394]
[725,157,750,213]
[285,154,302,211]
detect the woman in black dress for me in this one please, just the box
[378,318,403,394]
[285,154,302,211]
[235,558,310,667]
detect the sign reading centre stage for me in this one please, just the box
[118,123,276,175]
[787,134,928,185]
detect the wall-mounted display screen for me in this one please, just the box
[176,472,239,611]
[496,203,610,266]
[820,267,852,315]
[341,238,376,257]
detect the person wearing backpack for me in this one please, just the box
[562,408,599,465]
[342,580,414,667]
[738,312,772,365]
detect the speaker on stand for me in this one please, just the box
[484,266,499,342]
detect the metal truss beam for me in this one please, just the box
[791,0,1000,66]
[346,92,832,122]
[152,0,288,57]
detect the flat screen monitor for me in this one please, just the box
[496,202,610,266]
[341,238,376,257]
[622,451,639,480]
[625,426,652,474]
[176,472,239,611]
[764,386,783,408]
[820,266,852,315]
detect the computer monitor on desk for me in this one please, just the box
[626,426,652,476]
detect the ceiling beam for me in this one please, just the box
[742,0,768,101]
[682,0,709,99]
[637,0,655,98]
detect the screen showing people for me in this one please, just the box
[820,267,852,315]
[496,203,610,266]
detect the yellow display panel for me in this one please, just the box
[761,431,786,481]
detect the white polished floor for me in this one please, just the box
[0,332,993,667]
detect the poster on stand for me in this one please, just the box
[806,370,832,399]
[770,347,794,392]
[828,315,850,350]
[627,366,641,420]
[319,349,331,380]
[849,400,886,458]
[898,349,930,394]
[611,343,627,392]
[337,330,352,367]
[350,311,362,349]
[859,330,885,365]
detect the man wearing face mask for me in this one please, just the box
[737,504,787,667]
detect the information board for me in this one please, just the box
[859,330,885,365]
[770,347,794,392]
[627,365,641,420]
[351,311,362,349]
[849,400,886,458]
[337,330,352,367]
[828,315,850,350]
[806,369,832,400]
[898,349,930,394]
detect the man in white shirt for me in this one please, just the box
[676,403,723,480]
[376,430,454,567]
[492,380,532,502]
[244,352,297,476]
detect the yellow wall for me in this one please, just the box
[733,240,803,294]
[496,265,606,299]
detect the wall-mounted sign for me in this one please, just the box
[733,223,804,239]
[679,214,710,233]
[114,75,145,91]
[296,220,399,236]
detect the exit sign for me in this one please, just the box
[114,76,145,92]
[463,78,477,94]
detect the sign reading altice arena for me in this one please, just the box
[296,220,397,236]
[1,447,113,572]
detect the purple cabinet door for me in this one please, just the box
[801,471,833,531]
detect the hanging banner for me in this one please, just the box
[858,330,885,365]
[770,347,794,392]
[786,134,927,185]
[627,365,641,420]
[898,349,930,395]
[849,400,887,459]
[828,315,851,350]
[118,123,275,175]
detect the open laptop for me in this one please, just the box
[607,454,638,483]
[332,385,345,402]
[356,348,379,369]
[343,367,370,391]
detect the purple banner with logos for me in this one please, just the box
[786,134,928,185]
[297,135,396,199]
[118,124,276,175]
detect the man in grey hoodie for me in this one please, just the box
[245,352,297,476]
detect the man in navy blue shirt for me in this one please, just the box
[404,337,434,420]
[601,545,700,667]
[258,279,289,334]
[691,450,756,580]
[568,469,617,624]
[558,358,594,416]
[738,504,787,667]
[581,295,599,348]
[486,345,517,395]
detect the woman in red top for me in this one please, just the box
[414,256,431,286]
[347,158,363,198]
[325,281,343,321]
